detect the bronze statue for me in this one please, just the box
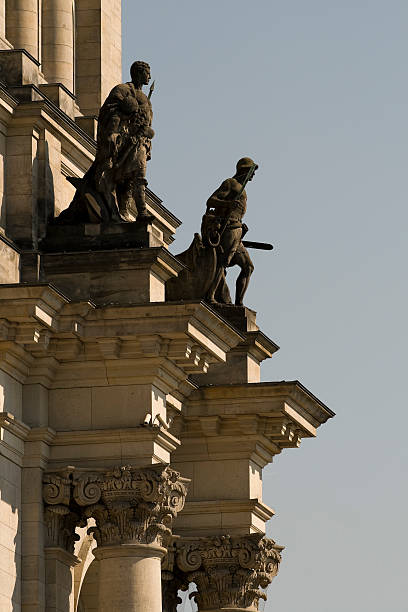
[166,158,269,307]
[56,61,154,224]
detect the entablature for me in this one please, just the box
[173,381,334,463]
[0,286,243,393]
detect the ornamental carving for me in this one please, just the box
[161,538,189,612]
[175,534,283,611]
[43,471,83,553]
[43,465,189,552]
[73,465,189,547]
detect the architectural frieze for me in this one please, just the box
[43,465,189,553]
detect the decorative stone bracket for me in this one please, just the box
[43,465,189,553]
[162,534,283,612]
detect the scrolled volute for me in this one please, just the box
[43,471,71,506]
[175,534,284,611]
[43,465,189,550]
[72,473,102,506]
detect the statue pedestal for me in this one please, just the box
[41,245,183,305]
[27,219,185,305]
[40,218,165,252]
[211,304,258,332]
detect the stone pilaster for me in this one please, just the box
[43,470,82,612]
[43,470,82,552]
[175,534,283,612]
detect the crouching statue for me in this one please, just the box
[56,60,154,224]
[167,157,270,307]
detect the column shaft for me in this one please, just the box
[5,0,39,58]
[42,0,74,91]
[94,544,166,612]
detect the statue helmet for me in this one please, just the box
[236,157,258,174]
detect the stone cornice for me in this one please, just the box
[11,94,96,156]
[187,380,334,428]
[52,426,179,449]
[0,412,30,466]
[172,412,306,463]
[0,283,69,327]
[0,412,31,440]
[174,499,275,537]
[180,498,275,523]
[26,426,56,444]
[237,330,280,362]
[0,289,244,392]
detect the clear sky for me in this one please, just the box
[123,2,408,610]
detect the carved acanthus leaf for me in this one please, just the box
[176,534,283,611]
[72,465,189,547]
[43,465,189,551]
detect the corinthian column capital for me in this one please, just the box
[72,464,189,548]
[175,534,283,611]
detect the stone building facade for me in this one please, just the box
[0,2,334,611]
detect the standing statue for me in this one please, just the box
[166,158,271,307]
[56,61,154,224]
[202,157,257,305]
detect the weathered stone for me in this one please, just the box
[166,158,259,307]
[0,6,334,611]
[175,534,283,611]
[40,245,183,305]
[56,61,155,224]
[0,48,42,86]
[43,465,189,549]
[38,83,76,119]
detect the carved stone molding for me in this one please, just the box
[43,465,189,553]
[175,534,283,611]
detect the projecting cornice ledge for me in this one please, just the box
[186,380,334,432]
